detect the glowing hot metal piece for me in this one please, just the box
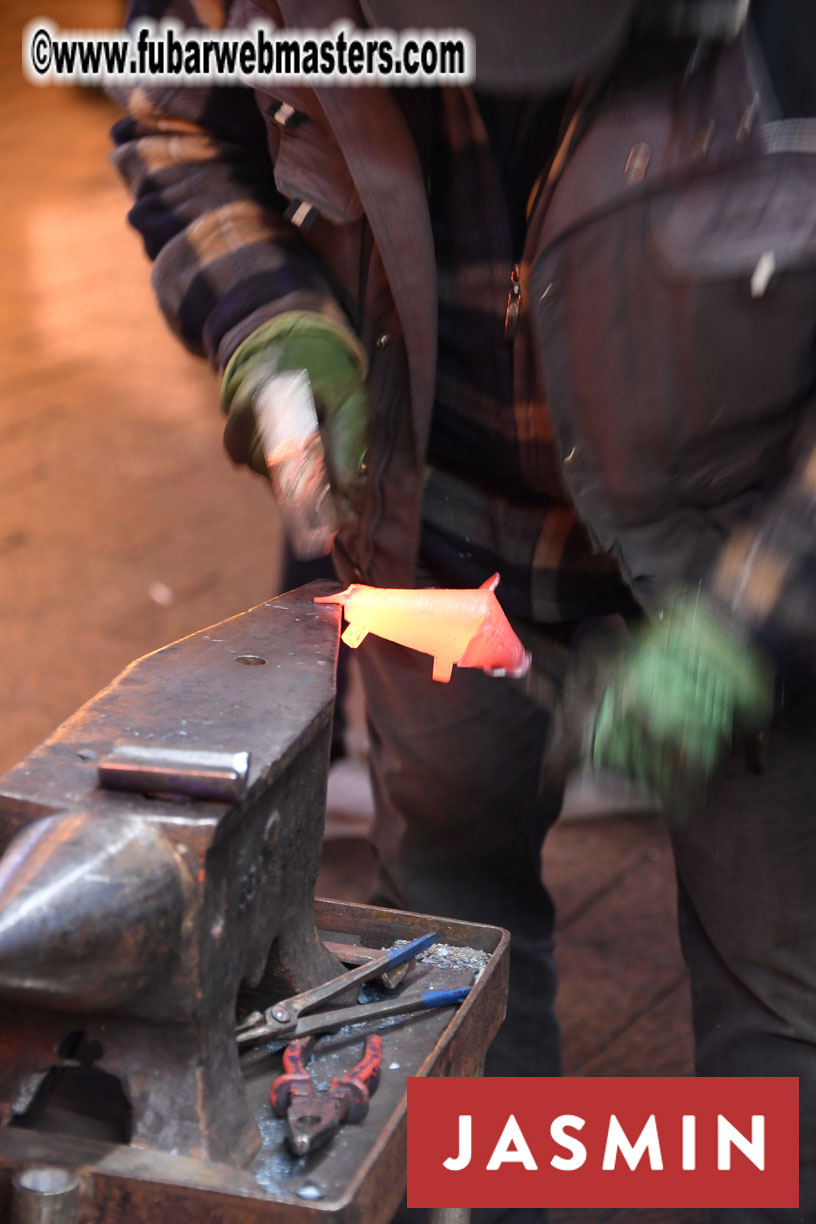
[314,573,531,682]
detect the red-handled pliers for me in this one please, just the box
[270,1032,382,1156]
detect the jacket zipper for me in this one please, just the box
[507,89,591,347]
[504,263,521,341]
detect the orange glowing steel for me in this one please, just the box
[314,573,531,683]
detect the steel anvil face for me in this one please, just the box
[0,583,344,1166]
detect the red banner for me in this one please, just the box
[407,1077,798,1209]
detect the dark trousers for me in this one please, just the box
[672,684,816,1224]
[357,628,816,1224]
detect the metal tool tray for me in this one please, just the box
[0,898,508,1224]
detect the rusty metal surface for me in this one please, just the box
[0,583,347,1167]
[0,900,508,1224]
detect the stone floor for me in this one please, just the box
[2,4,703,1220]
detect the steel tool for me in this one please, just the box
[238,985,473,1046]
[236,932,472,1051]
[324,941,414,991]
[270,1033,382,1156]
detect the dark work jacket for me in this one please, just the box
[527,34,816,612]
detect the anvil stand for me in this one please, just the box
[0,583,509,1222]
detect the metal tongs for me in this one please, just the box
[236,932,471,1046]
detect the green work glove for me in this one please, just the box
[583,594,774,815]
[221,311,369,510]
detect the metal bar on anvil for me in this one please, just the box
[97,743,251,803]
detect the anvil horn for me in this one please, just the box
[0,812,186,1011]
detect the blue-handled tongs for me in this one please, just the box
[236,932,471,1045]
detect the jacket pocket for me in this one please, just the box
[645,152,816,441]
[257,86,363,226]
[532,149,816,528]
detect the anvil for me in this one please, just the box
[0,583,346,1166]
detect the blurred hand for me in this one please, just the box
[221,311,369,517]
[562,595,774,817]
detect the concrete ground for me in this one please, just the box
[2,5,702,1220]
